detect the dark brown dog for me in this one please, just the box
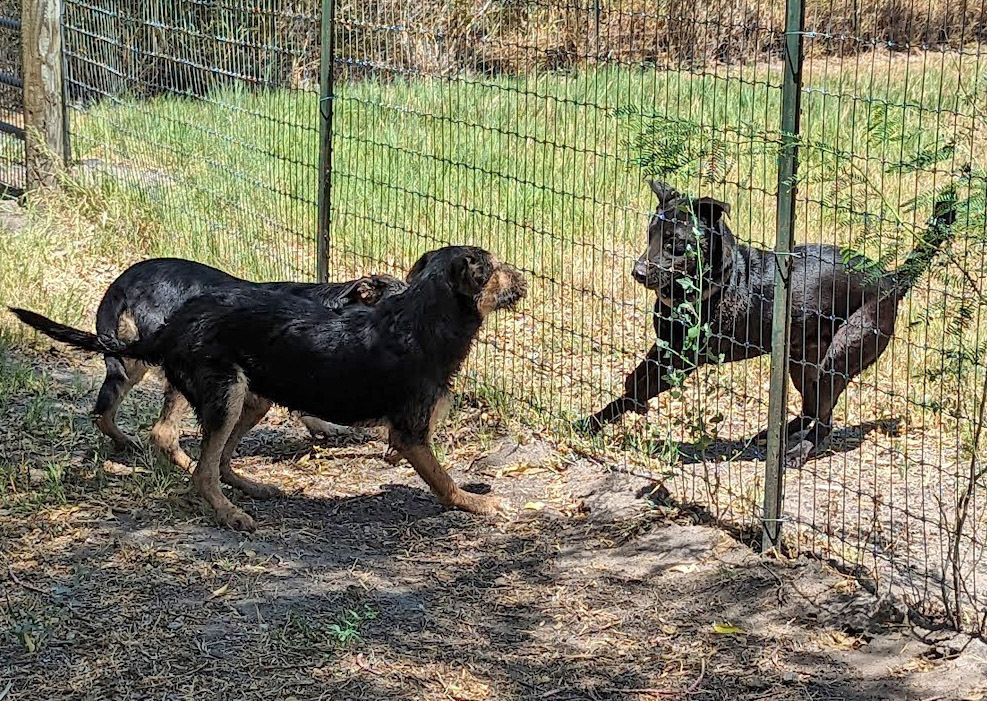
[580,181,957,468]
[13,246,526,530]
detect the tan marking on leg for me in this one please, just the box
[398,442,506,516]
[218,393,280,499]
[96,359,148,449]
[150,383,193,470]
[117,311,139,342]
[428,392,452,435]
[190,376,256,531]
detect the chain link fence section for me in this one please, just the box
[0,0,24,196]
[788,6,987,635]
[61,0,322,279]
[53,0,987,635]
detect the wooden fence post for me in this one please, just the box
[21,0,65,190]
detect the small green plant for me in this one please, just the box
[326,605,378,647]
[646,204,725,461]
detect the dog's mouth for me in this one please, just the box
[639,274,686,304]
[495,288,525,310]
[634,271,672,293]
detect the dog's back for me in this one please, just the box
[96,258,406,344]
[715,244,878,346]
[90,258,407,450]
[96,258,244,344]
[153,288,438,427]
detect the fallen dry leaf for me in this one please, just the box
[712,622,743,634]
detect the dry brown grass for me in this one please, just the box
[332,0,987,76]
[56,0,987,100]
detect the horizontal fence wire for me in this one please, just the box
[55,0,987,636]
[0,0,24,195]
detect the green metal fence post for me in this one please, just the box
[762,0,805,552]
[316,0,336,283]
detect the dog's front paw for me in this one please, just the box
[454,492,511,519]
[215,505,258,532]
[382,447,404,466]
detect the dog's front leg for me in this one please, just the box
[580,344,677,434]
[390,434,505,517]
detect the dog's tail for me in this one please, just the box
[890,187,959,298]
[9,307,159,363]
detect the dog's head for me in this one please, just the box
[407,246,527,317]
[332,274,408,309]
[632,181,734,304]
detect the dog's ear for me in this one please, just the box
[347,278,381,305]
[407,251,435,283]
[452,252,493,298]
[326,279,370,310]
[648,180,679,207]
[692,197,731,228]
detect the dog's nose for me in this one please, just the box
[632,260,650,283]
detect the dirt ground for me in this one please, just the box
[1,349,986,701]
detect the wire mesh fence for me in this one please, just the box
[61,0,321,280]
[0,0,24,195]
[790,10,987,635]
[45,0,987,635]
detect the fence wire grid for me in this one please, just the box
[0,0,24,195]
[47,0,987,635]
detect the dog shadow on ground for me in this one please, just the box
[671,418,902,465]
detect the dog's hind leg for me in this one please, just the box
[94,357,148,450]
[190,373,256,532]
[217,392,281,499]
[150,383,194,470]
[786,297,896,469]
[752,361,817,445]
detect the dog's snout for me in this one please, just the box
[632,259,650,283]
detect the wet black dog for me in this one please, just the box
[580,181,957,468]
[12,246,526,531]
[92,258,406,468]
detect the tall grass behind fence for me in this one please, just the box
[61,0,321,279]
[51,0,987,635]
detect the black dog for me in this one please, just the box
[581,181,957,468]
[12,246,527,530]
[92,258,406,468]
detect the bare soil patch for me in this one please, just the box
[2,349,986,700]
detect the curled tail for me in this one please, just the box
[892,187,959,297]
[9,307,158,363]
